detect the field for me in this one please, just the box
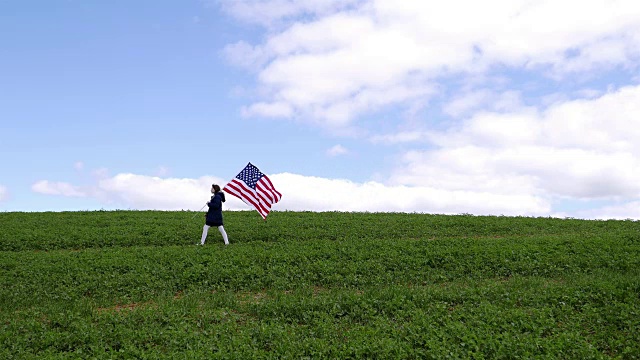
[1,210,639,359]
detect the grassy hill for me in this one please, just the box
[1,211,639,358]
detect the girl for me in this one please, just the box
[200,184,229,245]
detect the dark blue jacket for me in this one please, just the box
[205,192,225,226]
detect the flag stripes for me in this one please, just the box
[224,163,282,219]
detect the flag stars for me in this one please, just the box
[236,163,265,189]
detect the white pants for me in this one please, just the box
[201,225,229,245]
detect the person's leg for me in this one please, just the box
[200,225,210,245]
[218,226,229,245]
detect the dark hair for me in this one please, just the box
[212,184,221,193]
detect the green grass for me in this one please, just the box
[1,211,639,358]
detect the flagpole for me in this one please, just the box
[191,204,206,219]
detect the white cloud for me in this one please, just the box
[92,168,109,179]
[272,173,549,215]
[32,181,86,197]
[420,86,640,154]
[369,131,427,145]
[217,0,363,27]
[443,90,524,118]
[326,144,348,156]
[31,174,240,211]
[389,85,640,201]
[30,171,548,216]
[393,146,640,200]
[575,201,640,220]
[96,174,223,210]
[242,101,293,118]
[0,185,8,202]
[223,41,270,71]
[74,161,84,171]
[222,0,640,127]
[31,84,637,217]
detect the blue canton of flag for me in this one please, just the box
[237,164,262,189]
[224,163,282,219]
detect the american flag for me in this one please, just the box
[224,163,282,219]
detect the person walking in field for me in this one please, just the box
[200,184,229,245]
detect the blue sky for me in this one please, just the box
[2,0,640,219]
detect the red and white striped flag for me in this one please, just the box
[224,163,282,219]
